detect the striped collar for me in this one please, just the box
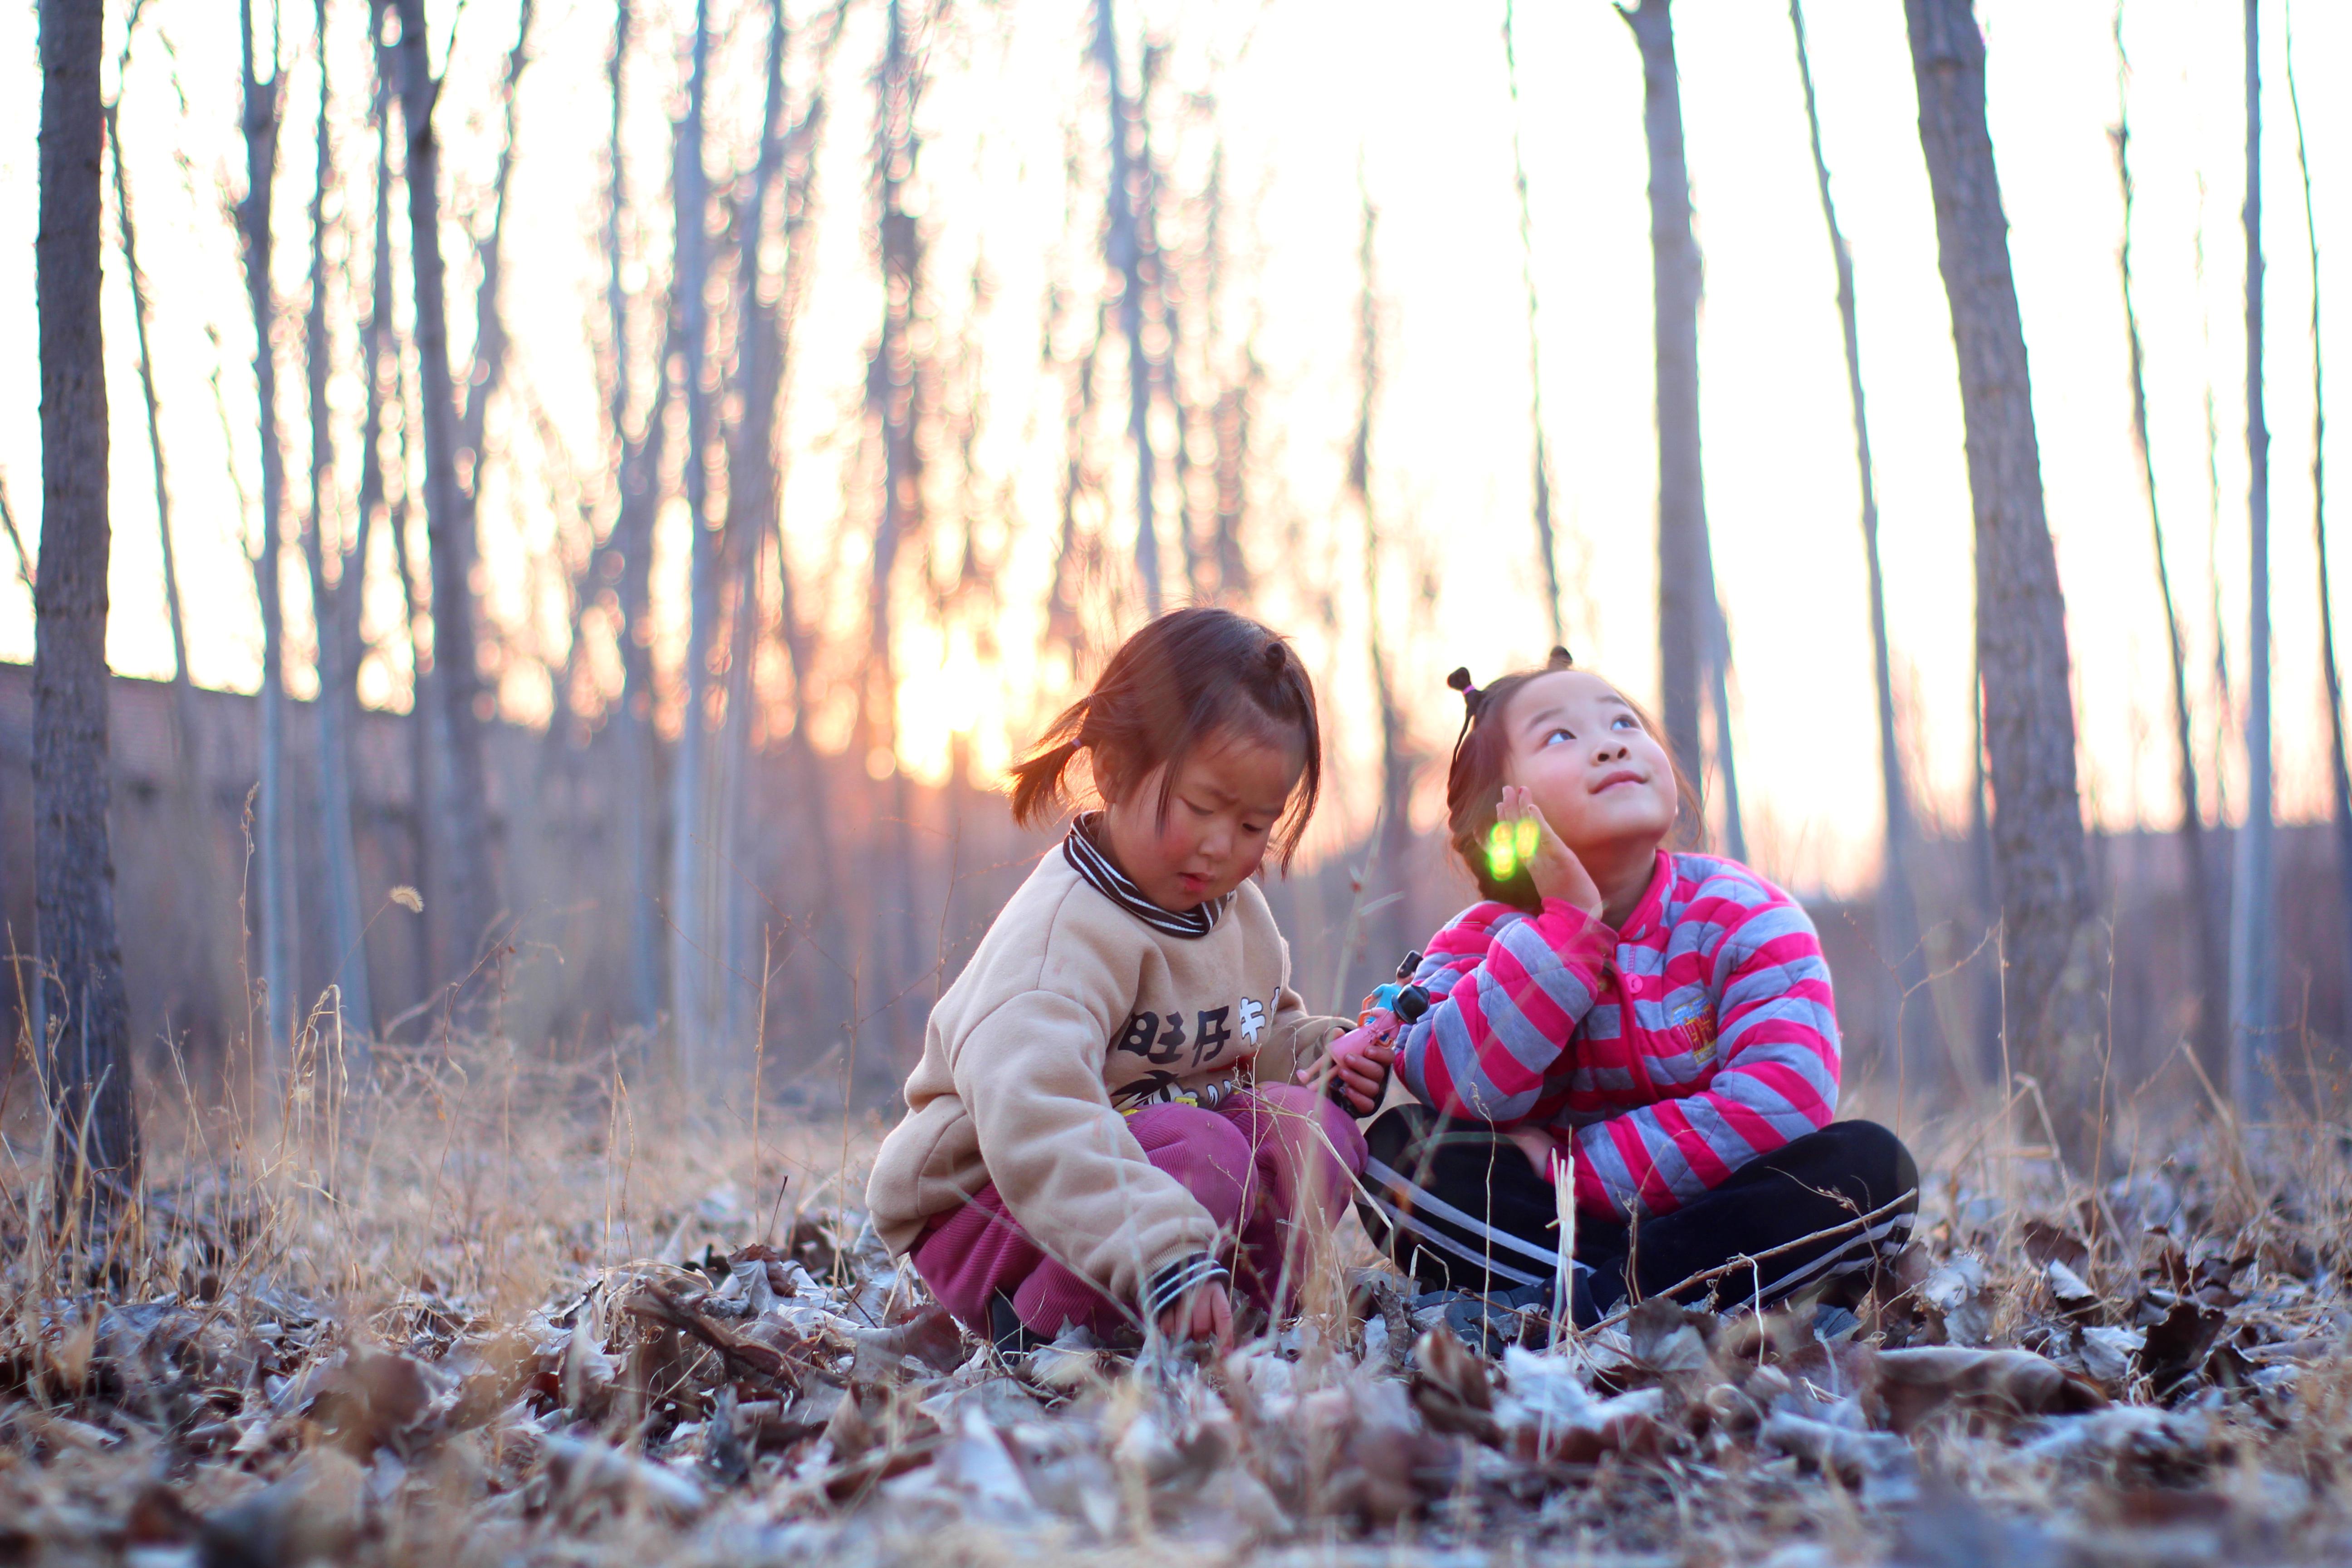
[1062,813,1232,939]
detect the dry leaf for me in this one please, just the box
[1409,1324,1499,1446]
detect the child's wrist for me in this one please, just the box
[1142,1251,1229,1323]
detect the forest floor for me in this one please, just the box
[1,1038,2348,1568]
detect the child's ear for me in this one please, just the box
[1089,745,1134,808]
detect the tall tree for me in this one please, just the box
[342,14,399,1009]
[1618,0,1740,853]
[857,0,931,1073]
[1789,0,1940,1084]
[300,0,373,1042]
[238,0,298,1068]
[1093,0,1159,613]
[667,0,719,1078]
[1504,0,1567,653]
[1349,183,1415,987]
[2226,0,2277,1110]
[710,0,794,1059]
[759,23,853,1050]
[391,0,499,982]
[594,0,670,1030]
[2114,13,2221,1058]
[36,0,141,1210]
[2283,4,2347,1037]
[1905,0,2106,1156]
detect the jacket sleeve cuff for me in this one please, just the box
[1141,1250,1230,1323]
[1285,1016,1350,1073]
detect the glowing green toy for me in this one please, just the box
[1485,815,1539,882]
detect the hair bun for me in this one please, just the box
[1263,641,1289,674]
[1446,667,1475,695]
[1548,645,1574,668]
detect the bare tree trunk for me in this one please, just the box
[1905,0,2106,1158]
[1619,0,1736,845]
[1200,142,1254,604]
[712,0,794,1065]
[595,0,666,1032]
[391,0,498,984]
[2114,19,2221,1060]
[2195,173,2239,1000]
[336,59,395,1041]
[1349,187,1415,987]
[766,70,853,1053]
[239,0,297,1071]
[2227,0,2277,1112]
[2283,8,2348,1048]
[300,0,373,1045]
[860,0,931,1079]
[1504,0,1566,651]
[37,0,140,1215]
[384,351,437,1017]
[1790,0,1937,1083]
[668,0,719,1083]
[1093,0,1160,614]
[1706,614,1745,861]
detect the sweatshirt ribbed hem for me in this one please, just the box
[1141,1251,1230,1323]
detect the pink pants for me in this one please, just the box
[911,1083,1367,1343]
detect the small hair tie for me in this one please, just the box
[1446,666,1482,768]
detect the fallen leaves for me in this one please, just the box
[1,1136,2347,1566]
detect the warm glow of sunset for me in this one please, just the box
[0,0,2343,897]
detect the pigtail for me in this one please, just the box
[1005,699,1090,829]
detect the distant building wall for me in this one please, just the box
[2,660,2343,1112]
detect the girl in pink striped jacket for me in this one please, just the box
[1324,649,1916,1328]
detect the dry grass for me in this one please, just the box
[2,1028,2349,1568]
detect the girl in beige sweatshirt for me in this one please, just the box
[867,608,1362,1348]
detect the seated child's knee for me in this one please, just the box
[1824,1118,1918,1205]
[1133,1105,1254,1219]
[1247,1080,1369,1174]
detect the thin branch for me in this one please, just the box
[0,475,32,594]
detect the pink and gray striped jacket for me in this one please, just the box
[1394,850,1840,1220]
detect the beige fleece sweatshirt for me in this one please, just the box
[866,843,1348,1311]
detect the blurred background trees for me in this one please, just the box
[2,0,2344,1149]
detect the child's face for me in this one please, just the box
[1498,671,1679,856]
[1100,730,1303,911]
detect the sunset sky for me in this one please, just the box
[0,0,2343,897]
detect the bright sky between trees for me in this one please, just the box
[0,0,2342,895]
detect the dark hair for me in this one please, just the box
[1443,650,1700,910]
[1008,608,1322,869]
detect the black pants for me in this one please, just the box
[1357,1107,1918,1326]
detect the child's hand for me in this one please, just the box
[1498,786,1603,918]
[1300,1023,1396,1113]
[1157,1280,1233,1347]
